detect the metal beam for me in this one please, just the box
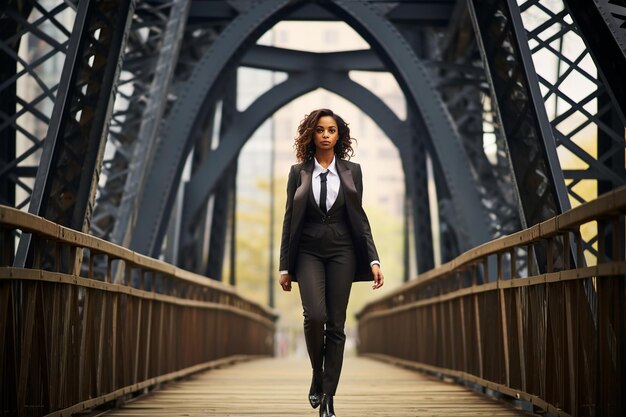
[188,0,455,23]
[182,72,318,225]
[0,1,66,210]
[206,75,238,281]
[241,45,385,72]
[386,3,456,22]
[563,0,626,123]
[404,108,435,272]
[467,0,570,225]
[330,0,492,250]
[130,0,293,257]
[205,163,236,280]
[502,0,625,223]
[109,0,192,248]
[182,71,410,227]
[133,0,489,257]
[15,0,135,268]
[91,0,194,250]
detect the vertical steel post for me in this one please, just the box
[268,110,276,307]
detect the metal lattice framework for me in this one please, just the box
[433,7,522,241]
[0,0,75,210]
[128,0,494,279]
[469,0,569,231]
[89,0,231,257]
[90,0,193,246]
[519,0,626,204]
[1,0,624,276]
[14,0,136,270]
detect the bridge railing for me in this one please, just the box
[0,206,277,416]
[357,186,626,417]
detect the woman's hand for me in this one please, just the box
[371,264,384,290]
[280,273,293,292]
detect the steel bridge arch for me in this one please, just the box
[181,71,409,226]
[130,0,295,257]
[130,0,491,257]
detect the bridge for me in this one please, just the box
[1,0,625,416]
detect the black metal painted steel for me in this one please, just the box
[206,163,237,281]
[520,0,625,198]
[504,0,626,226]
[130,0,294,257]
[181,72,317,226]
[181,71,410,230]
[175,99,218,275]
[188,0,456,23]
[90,0,192,249]
[207,74,238,281]
[15,0,135,268]
[467,0,569,229]
[405,107,435,272]
[434,15,522,241]
[131,0,492,259]
[330,0,492,251]
[241,45,385,72]
[0,1,65,210]
[510,0,625,262]
[563,0,626,123]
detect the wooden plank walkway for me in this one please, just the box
[99,356,535,416]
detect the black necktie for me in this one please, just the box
[319,171,329,213]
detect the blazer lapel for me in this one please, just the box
[290,160,313,237]
[337,160,370,276]
[337,159,358,207]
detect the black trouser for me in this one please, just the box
[296,221,356,396]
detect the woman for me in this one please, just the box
[279,109,384,417]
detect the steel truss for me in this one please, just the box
[90,0,193,248]
[3,0,624,281]
[479,0,626,264]
[0,0,75,211]
[8,0,136,269]
[177,71,239,278]
[563,0,626,120]
[433,8,522,240]
[518,0,626,203]
[130,0,491,280]
[332,0,493,254]
[129,0,296,259]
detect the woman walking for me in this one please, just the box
[279,108,384,417]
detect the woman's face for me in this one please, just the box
[313,116,339,152]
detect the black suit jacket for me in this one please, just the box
[279,158,380,282]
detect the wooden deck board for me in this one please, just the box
[100,356,534,416]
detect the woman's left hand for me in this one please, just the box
[371,264,384,290]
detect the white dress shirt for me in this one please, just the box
[313,156,340,211]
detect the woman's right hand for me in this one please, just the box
[279,273,293,292]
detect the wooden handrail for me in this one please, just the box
[0,205,274,316]
[357,185,626,417]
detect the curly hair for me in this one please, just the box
[293,108,355,163]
